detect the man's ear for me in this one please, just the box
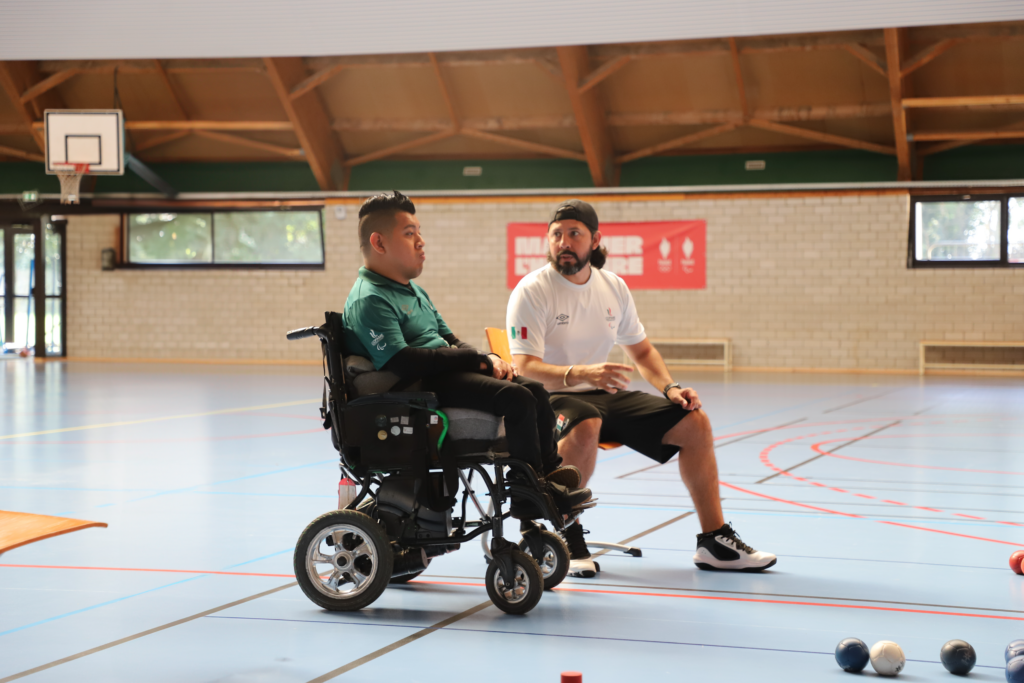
[591,230,602,248]
[370,232,386,255]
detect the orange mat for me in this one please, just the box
[0,510,107,556]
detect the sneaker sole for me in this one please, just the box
[567,561,600,578]
[694,558,777,573]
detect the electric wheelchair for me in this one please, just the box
[287,312,582,615]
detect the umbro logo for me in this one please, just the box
[555,313,569,326]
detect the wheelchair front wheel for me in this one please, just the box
[485,547,543,615]
[519,530,569,591]
[293,510,393,612]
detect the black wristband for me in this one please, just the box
[663,382,681,399]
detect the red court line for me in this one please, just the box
[811,438,1024,476]
[720,481,1021,546]
[0,563,294,578]
[413,580,1024,622]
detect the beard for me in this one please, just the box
[548,248,591,276]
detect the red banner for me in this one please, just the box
[507,220,706,290]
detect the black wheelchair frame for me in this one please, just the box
[286,312,572,615]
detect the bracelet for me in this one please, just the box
[563,365,574,387]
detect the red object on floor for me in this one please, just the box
[561,673,583,683]
[1012,550,1024,574]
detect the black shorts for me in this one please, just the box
[549,390,691,464]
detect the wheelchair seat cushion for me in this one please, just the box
[342,356,503,443]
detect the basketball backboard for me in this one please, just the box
[44,109,124,175]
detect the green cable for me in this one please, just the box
[431,409,449,453]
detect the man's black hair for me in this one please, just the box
[358,190,416,252]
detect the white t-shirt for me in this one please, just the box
[507,265,646,392]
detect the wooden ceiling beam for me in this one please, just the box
[918,118,1024,156]
[460,128,586,161]
[152,60,189,119]
[748,119,884,156]
[289,64,345,100]
[263,57,347,190]
[911,129,1024,142]
[840,44,887,77]
[728,38,750,120]
[747,118,896,155]
[557,45,616,186]
[18,68,80,103]
[428,53,460,129]
[344,129,458,167]
[900,39,962,77]
[616,122,740,164]
[132,130,191,153]
[0,63,46,151]
[192,130,304,158]
[31,120,293,132]
[884,28,913,180]
[902,94,1024,108]
[578,55,632,94]
[0,143,44,162]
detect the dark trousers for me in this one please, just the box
[420,373,561,474]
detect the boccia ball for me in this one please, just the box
[1007,655,1024,683]
[835,638,870,673]
[870,640,906,677]
[1008,641,1024,663]
[1011,551,1024,575]
[940,640,976,675]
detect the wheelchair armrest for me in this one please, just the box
[347,392,440,410]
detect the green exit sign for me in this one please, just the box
[21,190,39,203]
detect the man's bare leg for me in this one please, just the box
[662,409,725,533]
[556,417,602,486]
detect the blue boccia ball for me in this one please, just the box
[1009,641,1024,663]
[835,638,870,673]
[940,640,976,675]
[1008,655,1024,683]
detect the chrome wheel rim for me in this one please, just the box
[493,563,530,603]
[306,523,379,599]
[526,544,558,578]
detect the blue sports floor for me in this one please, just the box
[1,360,1023,682]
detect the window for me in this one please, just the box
[909,195,1023,268]
[126,209,323,267]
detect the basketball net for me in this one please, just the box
[54,163,90,204]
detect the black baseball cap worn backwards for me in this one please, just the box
[549,199,599,234]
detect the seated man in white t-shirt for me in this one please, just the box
[507,199,776,577]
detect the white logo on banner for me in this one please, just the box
[680,236,696,273]
[657,236,673,273]
[512,236,548,275]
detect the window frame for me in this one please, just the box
[122,206,326,270]
[908,193,1022,269]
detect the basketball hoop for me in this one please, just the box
[53,162,90,204]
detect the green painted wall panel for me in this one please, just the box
[1,145,1021,196]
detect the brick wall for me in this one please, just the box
[66,192,1024,371]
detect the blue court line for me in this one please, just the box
[0,549,295,638]
[0,485,163,493]
[0,575,205,637]
[122,459,335,503]
[713,387,869,431]
[203,615,1002,669]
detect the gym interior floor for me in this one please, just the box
[1,360,1021,682]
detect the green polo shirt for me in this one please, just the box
[342,266,454,369]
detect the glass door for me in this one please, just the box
[1,219,65,357]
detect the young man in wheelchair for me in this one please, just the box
[341,190,592,518]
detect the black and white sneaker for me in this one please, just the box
[561,523,600,578]
[693,523,776,572]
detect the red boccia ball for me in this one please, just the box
[1011,550,1024,575]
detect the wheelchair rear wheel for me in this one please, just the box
[485,547,543,615]
[293,510,393,611]
[519,530,569,591]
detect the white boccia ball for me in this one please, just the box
[870,640,906,676]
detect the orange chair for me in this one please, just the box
[484,328,622,450]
